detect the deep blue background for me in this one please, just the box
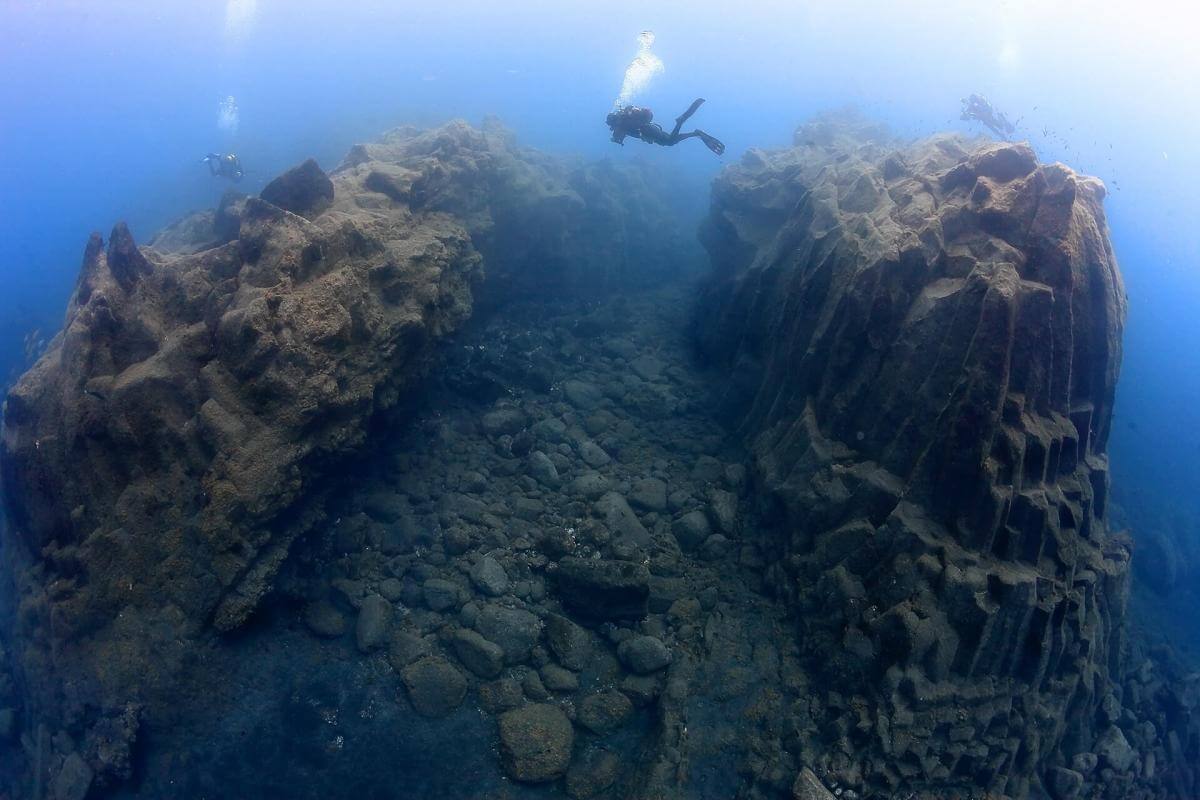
[1,0,1197,607]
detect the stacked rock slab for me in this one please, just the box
[0,120,688,780]
[694,114,1130,797]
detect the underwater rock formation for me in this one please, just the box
[6,111,1193,800]
[0,120,689,789]
[695,113,1134,797]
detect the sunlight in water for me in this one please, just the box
[613,30,664,109]
[997,41,1021,70]
[224,0,258,46]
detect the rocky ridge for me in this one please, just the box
[0,120,690,792]
[1,112,1196,800]
[695,113,1197,798]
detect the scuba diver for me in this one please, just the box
[960,94,1016,141]
[606,98,725,155]
[202,152,244,182]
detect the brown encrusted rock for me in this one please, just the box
[695,111,1129,797]
[0,120,689,766]
[497,703,574,783]
[259,157,334,219]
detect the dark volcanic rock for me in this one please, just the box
[616,635,671,674]
[695,112,1130,798]
[474,604,542,664]
[355,594,392,653]
[791,768,835,800]
[554,557,650,622]
[259,158,335,218]
[497,703,574,783]
[1047,766,1084,800]
[451,628,505,678]
[53,752,94,800]
[303,600,346,638]
[565,747,621,799]
[576,689,633,734]
[401,656,468,718]
[544,613,593,671]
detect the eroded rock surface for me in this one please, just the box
[695,113,1141,796]
[0,120,691,787]
[3,112,1194,800]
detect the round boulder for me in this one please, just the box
[497,703,574,783]
[617,635,671,674]
[401,656,467,718]
[303,600,346,638]
[577,690,633,734]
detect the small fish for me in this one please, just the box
[83,388,108,401]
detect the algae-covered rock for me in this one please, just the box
[0,119,689,773]
[497,703,574,783]
[401,656,468,718]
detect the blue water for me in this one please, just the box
[2,0,1198,641]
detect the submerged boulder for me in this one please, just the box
[259,157,335,218]
[497,703,574,783]
[554,556,650,622]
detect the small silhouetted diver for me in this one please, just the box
[606,98,725,155]
[202,152,244,181]
[960,94,1016,141]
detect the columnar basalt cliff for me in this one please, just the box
[0,121,689,786]
[695,114,1134,797]
[4,113,1194,800]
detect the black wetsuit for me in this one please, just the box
[204,153,244,181]
[607,98,725,155]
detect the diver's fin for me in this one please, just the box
[676,98,705,128]
[698,131,725,156]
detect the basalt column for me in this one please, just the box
[694,113,1129,797]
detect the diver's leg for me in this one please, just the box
[667,129,725,155]
[664,131,698,145]
[672,98,706,136]
[640,123,672,146]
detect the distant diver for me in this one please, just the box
[606,98,725,155]
[202,152,244,182]
[960,94,1016,141]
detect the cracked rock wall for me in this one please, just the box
[694,113,1131,797]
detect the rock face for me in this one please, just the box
[0,120,689,769]
[342,118,696,304]
[695,114,1130,797]
[259,158,335,218]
